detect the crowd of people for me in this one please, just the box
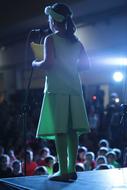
[0,88,127,178]
[0,139,127,179]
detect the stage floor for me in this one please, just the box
[0,168,127,190]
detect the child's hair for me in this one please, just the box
[96,155,107,165]
[75,163,85,171]
[34,166,48,175]
[99,139,109,148]
[45,3,77,42]
[86,152,95,160]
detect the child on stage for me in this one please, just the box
[32,3,90,182]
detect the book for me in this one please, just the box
[31,42,44,60]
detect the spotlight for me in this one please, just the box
[113,72,123,82]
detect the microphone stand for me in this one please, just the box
[22,66,33,176]
[22,30,34,176]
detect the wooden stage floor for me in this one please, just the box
[0,168,127,190]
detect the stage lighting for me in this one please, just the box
[113,71,123,82]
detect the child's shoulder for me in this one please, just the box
[45,33,56,40]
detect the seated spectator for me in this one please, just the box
[44,155,55,175]
[8,149,17,166]
[97,147,108,157]
[96,155,107,167]
[84,152,96,171]
[76,163,85,172]
[113,148,121,166]
[23,149,38,176]
[37,147,50,166]
[12,160,23,177]
[98,139,110,149]
[34,166,48,175]
[0,154,13,178]
[77,146,88,164]
[106,151,120,168]
[95,164,110,170]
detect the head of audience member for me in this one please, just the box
[8,149,16,161]
[26,150,34,163]
[45,155,55,168]
[86,152,95,163]
[75,163,85,172]
[97,147,108,157]
[96,155,107,166]
[34,166,48,175]
[40,147,50,160]
[12,160,22,175]
[113,148,121,161]
[0,154,10,170]
[96,164,110,170]
[77,146,88,163]
[98,139,109,149]
[106,151,116,164]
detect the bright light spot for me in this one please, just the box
[115,98,120,103]
[113,72,123,82]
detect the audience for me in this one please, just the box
[0,154,13,178]
[0,91,126,178]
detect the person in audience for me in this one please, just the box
[8,149,17,166]
[44,155,55,175]
[97,147,108,157]
[34,166,48,175]
[77,146,87,163]
[0,154,13,178]
[12,160,23,177]
[75,163,85,172]
[23,149,38,176]
[96,155,107,167]
[113,148,121,166]
[37,147,50,166]
[95,164,110,170]
[84,151,96,171]
[98,139,110,149]
[106,151,120,168]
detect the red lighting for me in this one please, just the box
[92,96,97,100]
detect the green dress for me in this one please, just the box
[36,33,89,139]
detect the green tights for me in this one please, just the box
[55,129,78,175]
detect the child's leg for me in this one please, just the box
[67,129,78,173]
[55,133,68,174]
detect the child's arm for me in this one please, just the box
[78,44,90,72]
[32,35,54,70]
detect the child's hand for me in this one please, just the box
[32,60,42,67]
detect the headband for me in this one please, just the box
[44,6,65,22]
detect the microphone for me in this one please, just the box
[31,29,41,32]
[31,28,52,35]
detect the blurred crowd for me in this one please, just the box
[0,139,127,178]
[0,87,127,178]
